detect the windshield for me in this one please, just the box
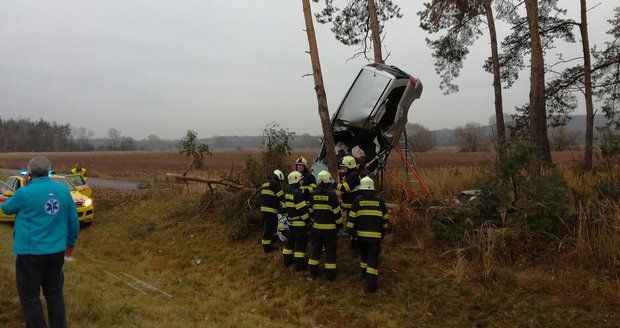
[0,181,13,194]
[52,177,76,191]
[337,69,392,128]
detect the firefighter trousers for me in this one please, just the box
[308,230,337,280]
[261,213,278,253]
[282,226,308,271]
[359,241,381,292]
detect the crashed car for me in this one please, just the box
[313,63,423,177]
[1,173,94,223]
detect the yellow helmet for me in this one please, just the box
[359,176,375,191]
[340,156,357,169]
[288,171,303,184]
[295,157,308,168]
[317,170,332,184]
[273,169,285,181]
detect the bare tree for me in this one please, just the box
[549,126,580,151]
[454,122,487,152]
[302,0,338,178]
[406,123,437,153]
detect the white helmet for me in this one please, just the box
[359,176,375,191]
[273,169,285,181]
[288,171,303,185]
[317,170,332,184]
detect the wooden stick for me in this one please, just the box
[122,273,174,299]
[104,271,149,296]
[166,173,247,190]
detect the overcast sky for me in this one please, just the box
[0,1,617,139]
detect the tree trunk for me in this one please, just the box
[483,1,506,146]
[367,0,383,63]
[302,0,339,178]
[580,0,595,171]
[525,0,552,163]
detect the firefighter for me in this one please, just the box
[308,170,342,281]
[282,171,311,271]
[70,163,87,181]
[337,155,361,249]
[348,176,388,293]
[260,169,285,253]
[295,157,316,197]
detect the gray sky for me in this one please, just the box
[0,1,617,139]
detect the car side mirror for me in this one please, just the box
[3,190,14,197]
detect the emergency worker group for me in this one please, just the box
[260,156,388,293]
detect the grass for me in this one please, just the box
[1,188,618,327]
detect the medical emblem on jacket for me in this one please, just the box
[45,199,60,215]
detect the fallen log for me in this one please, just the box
[166,173,247,190]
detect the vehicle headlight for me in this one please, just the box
[84,199,92,207]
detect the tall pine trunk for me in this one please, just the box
[302,0,339,178]
[580,0,595,171]
[525,0,552,163]
[483,0,506,145]
[368,0,383,63]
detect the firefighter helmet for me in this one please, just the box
[295,157,308,168]
[288,171,303,184]
[317,170,332,184]
[273,169,285,181]
[340,155,357,169]
[359,176,375,191]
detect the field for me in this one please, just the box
[0,150,587,181]
[1,188,618,327]
[0,150,617,327]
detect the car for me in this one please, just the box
[312,63,423,178]
[1,173,94,223]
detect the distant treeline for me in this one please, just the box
[0,118,74,152]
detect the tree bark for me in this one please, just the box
[525,0,552,163]
[483,0,506,146]
[302,0,339,178]
[367,0,383,63]
[580,0,594,171]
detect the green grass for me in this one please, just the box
[0,190,618,327]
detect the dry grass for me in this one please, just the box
[1,188,618,327]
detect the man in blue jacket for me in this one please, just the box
[1,156,79,328]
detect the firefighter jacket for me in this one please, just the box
[309,184,342,231]
[336,171,361,210]
[348,192,389,243]
[283,184,310,228]
[260,174,284,215]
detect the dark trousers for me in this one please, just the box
[359,242,381,292]
[309,230,337,280]
[344,210,358,253]
[15,251,67,328]
[282,226,308,271]
[261,213,278,253]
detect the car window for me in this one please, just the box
[8,177,20,190]
[336,69,392,128]
[52,177,77,191]
[0,181,14,194]
[66,174,85,186]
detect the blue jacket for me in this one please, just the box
[1,176,79,255]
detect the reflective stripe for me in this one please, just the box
[357,231,382,238]
[262,182,270,188]
[360,262,368,268]
[340,182,351,192]
[276,190,284,197]
[342,203,352,209]
[283,248,293,255]
[324,263,337,269]
[313,204,331,211]
[285,202,296,208]
[261,206,278,214]
[352,186,360,192]
[346,222,355,228]
[308,259,319,265]
[295,202,307,210]
[261,189,275,196]
[262,239,272,245]
[294,252,305,258]
[291,221,307,227]
[383,215,389,220]
[332,206,341,214]
[348,211,357,218]
[366,267,378,275]
[382,224,388,229]
[300,213,309,220]
[313,223,337,229]
[313,195,329,201]
[357,210,383,217]
[335,218,343,224]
